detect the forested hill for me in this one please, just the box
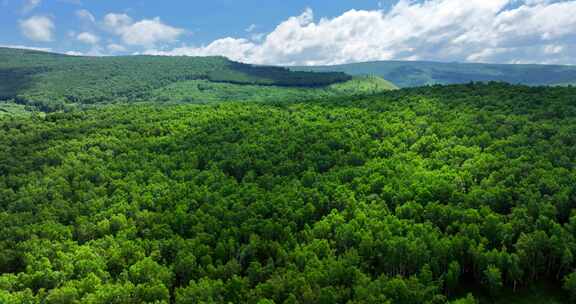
[290,60,576,88]
[0,47,369,110]
[0,83,575,303]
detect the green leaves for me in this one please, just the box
[0,83,575,303]
[483,265,503,297]
[563,272,576,302]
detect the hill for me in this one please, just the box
[0,48,397,111]
[290,60,576,88]
[148,75,396,105]
[0,83,575,303]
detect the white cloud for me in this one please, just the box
[245,24,257,32]
[145,37,256,60]
[102,13,184,47]
[19,15,54,42]
[22,0,41,14]
[103,13,133,33]
[245,24,266,41]
[65,50,84,56]
[76,32,99,44]
[146,0,576,65]
[0,44,51,52]
[544,44,563,54]
[107,43,127,52]
[121,18,184,46]
[76,9,95,23]
[250,32,265,42]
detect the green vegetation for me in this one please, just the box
[0,102,35,118]
[291,60,576,88]
[457,281,567,304]
[328,75,397,93]
[0,82,575,303]
[150,76,397,104]
[0,47,355,110]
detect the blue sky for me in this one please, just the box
[2,0,576,65]
[1,0,390,53]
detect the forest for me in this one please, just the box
[0,48,367,112]
[0,81,575,303]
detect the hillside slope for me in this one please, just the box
[0,48,373,110]
[149,75,396,104]
[290,60,576,88]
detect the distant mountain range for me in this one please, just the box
[3,47,576,111]
[290,60,576,88]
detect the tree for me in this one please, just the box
[445,261,460,294]
[450,294,477,304]
[45,286,79,304]
[563,272,576,302]
[483,265,502,297]
[128,258,173,287]
[176,278,226,304]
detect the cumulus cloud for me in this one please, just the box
[103,13,133,33]
[146,0,576,65]
[19,15,54,42]
[76,32,99,44]
[103,13,184,47]
[245,24,266,41]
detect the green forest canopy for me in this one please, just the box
[0,47,368,110]
[0,83,575,303]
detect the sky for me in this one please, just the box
[1,0,576,65]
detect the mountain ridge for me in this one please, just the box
[289,59,576,88]
[0,47,394,112]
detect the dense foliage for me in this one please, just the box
[150,76,396,104]
[291,60,576,88]
[0,48,352,110]
[0,103,30,118]
[0,83,575,303]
